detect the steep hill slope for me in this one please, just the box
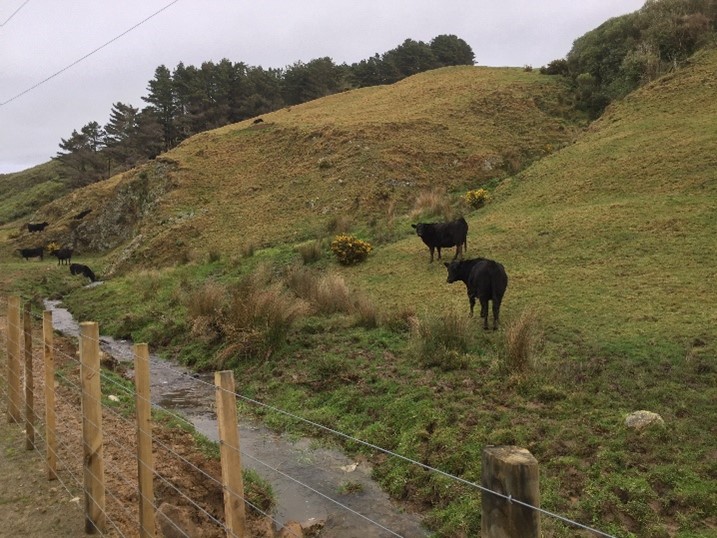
[345,47,717,357]
[12,66,579,270]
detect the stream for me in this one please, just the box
[44,299,428,538]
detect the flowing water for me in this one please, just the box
[44,299,428,537]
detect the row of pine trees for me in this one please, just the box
[55,35,475,186]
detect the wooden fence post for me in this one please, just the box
[134,343,156,538]
[6,295,22,423]
[43,310,57,480]
[80,321,106,534]
[481,445,540,538]
[23,302,34,450]
[215,370,246,538]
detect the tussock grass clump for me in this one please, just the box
[186,270,308,363]
[503,307,540,374]
[315,272,352,313]
[411,189,454,221]
[411,311,473,370]
[296,240,324,264]
[326,214,353,234]
[239,242,256,258]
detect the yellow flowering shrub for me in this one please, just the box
[464,188,491,209]
[330,234,373,265]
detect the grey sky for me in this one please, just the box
[0,0,645,174]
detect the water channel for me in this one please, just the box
[44,299,428,538]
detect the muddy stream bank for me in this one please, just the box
[44,299,428,538]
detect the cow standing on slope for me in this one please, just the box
[444,257,508,330]
[412,217,468,262]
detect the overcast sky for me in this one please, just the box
[0,0,645,174]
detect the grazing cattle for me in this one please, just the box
[412,217,468,262]
[69,263,97,282]
[73,209,92,220]
[253,117,264,124]
[51,248,73,265]
[18,247,44,261]
[444,257,508,330]
[27,221,49,233]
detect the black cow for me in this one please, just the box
[444,257,508,330]
[253,117,264,124]
[412,217,468,262]
[70,263,97,282]
[73,209,92,220]
[18,247,44,261]
[51,248,73,265]
[27,221,49,233]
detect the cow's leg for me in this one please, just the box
[436,247,442,260]
[468,294,475,317]
[429,247,435,262]
[453,244,460,260]
[480,298,489,329]
[492,299,502,330]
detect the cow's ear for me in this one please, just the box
[411,224,417,229]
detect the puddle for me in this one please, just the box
[44,300,428,537]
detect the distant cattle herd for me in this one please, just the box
[15,219,98,283]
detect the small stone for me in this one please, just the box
[625,410,665,430]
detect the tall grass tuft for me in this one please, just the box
[411,310,473,370]
[411,189,454,221]
[296,240,324,264]
[503,307,540,374]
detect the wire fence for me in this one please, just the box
[0,294,618,538]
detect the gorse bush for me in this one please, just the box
[330,234,373,265]
[464,188,491,209]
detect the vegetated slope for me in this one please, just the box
[0,161,68,225]
[347,47,717,358]
[15,66,580,270]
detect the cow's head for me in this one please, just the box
[444,261,461,283]
[411,223,426,237]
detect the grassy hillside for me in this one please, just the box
[2,66,579,270]
[0,161,68,225]
[1,52,716,537]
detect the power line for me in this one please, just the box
[0,0,31,27]
[0,0,181,108]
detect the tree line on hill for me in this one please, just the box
[543,0,717,117]
[54,35,475,186]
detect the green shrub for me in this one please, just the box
[330,234,373,265]
[464,188,491,209]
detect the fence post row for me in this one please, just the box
[80,321,107,535]
[134,343,156,538]
[43,310,58,481]
[6,295,22,423]
[1,297,558,537]
[215,370,246,538]
[481,445,540,538]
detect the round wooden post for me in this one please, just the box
[23,302,35,450]
[481,445,540,538]
[134,343,156,538]
[43,310,57,480]
[80,321,106,534]
[6,295,22,423]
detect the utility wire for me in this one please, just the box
[0,0,181,107]
[0,0,30,27]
